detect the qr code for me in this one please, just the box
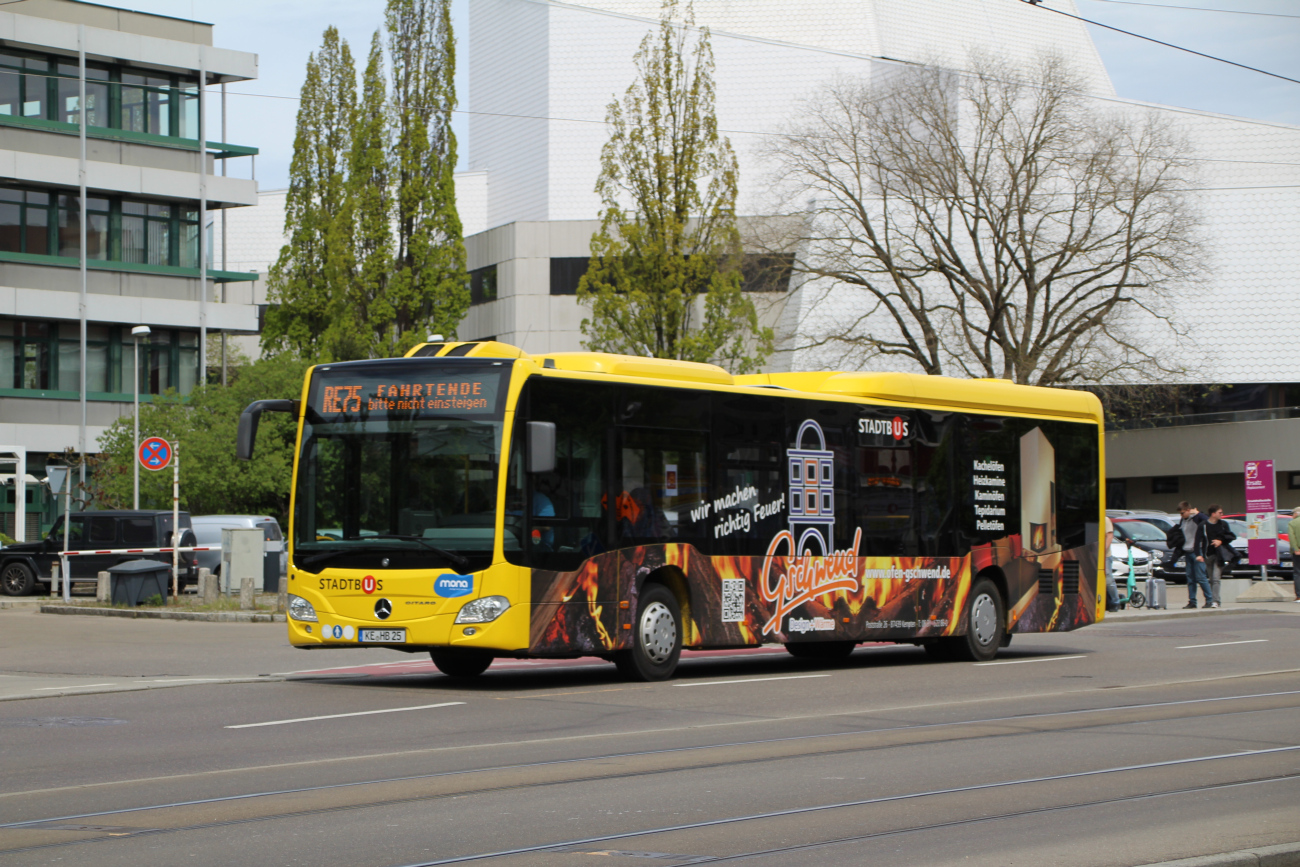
[721,579,745,623]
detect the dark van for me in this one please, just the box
[0,511,197,596]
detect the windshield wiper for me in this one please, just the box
[366,534,471,572]
[300,536,470,572]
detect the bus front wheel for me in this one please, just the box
[430,649,493,678]
[613,583,682,682]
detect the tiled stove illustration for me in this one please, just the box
[788,419,836,554]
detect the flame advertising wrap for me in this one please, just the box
[528,541,1097,654]
[528,415,1099,656]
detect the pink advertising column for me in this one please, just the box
[1243,459,1278,577]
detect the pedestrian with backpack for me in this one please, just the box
[1203,504,1235,609]
[1167,501,1212,609]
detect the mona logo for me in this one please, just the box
[434,574,474,598]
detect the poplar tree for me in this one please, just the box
[383,0,468,357]
[335,32,395,360]
[578,0,772,373]
[264,1,466,362]
[263,28,356,359]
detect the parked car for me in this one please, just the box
[1111,517,1184,582]
[0,511,197,597]
[189,515,286,582]
[1110,538,1152,581]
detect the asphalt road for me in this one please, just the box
[0,608,1298,866]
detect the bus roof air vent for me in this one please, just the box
[538,353,733,385]
[403,341,528,359]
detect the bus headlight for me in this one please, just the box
[288,594,318,622]
[455,596,510,624]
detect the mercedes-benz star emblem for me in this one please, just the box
[381,557,391,568]
[374,598,392,620]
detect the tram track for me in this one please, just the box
[1,688,1298,858]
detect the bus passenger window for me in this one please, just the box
[619,430,708,543]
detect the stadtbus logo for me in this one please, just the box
[858,415,909,441]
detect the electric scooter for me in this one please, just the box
[1116,540,1147,609]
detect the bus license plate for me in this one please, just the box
[359,628,406,643]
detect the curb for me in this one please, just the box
[38,604,286,623]
[1136,841,1300,867]
[1102,606,1296,622]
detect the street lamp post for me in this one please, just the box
[131,325,150,510]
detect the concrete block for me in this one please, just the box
[198,568,216,604]
[1235,579,1294,603]
[1218,578,1254,603]
[239,576,254,611]
[96,571,110,604]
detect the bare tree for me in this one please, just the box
[764,53,1203,385]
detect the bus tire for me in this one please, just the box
[429,649,493,678]
[1,562,35,597]
[951,578,1005,662]
[613,583,682,682]
[785,641,856,661]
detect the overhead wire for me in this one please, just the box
[1079,0,1300,20]
[1024,0,1300,85]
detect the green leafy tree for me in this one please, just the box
[578,0,772,373]
[92,356,310,523]
[334,32,396,361]
[263,27,356,360]
[264,2,466,363]
[384,0,468,357]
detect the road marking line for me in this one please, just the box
[225,702,465,729]
[1177,639,1269,649]
[146,678,223,683]
[974,655,1086,667]
[34,683,115,691]
[675,674,832,687]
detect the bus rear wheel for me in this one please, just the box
[429,649,493,678]
[785,641,856,661]
[948,578,1005,662]
[613,583,682,682]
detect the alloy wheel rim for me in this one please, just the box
[971,592,998,647]
[639,600,677,664]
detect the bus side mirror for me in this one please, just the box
[236,399,298,461]
[526,421,556,474]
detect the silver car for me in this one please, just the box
[190,515,286,581]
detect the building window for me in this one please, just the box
[1,183,200,268]
[549,258,588,296]
[741,253,795,293]
[0,188,51,254]
[470,265,498,304]
[0,318,199,396]
[0,49,198,139]
[57,194,110,260]
[1151,476,1179,494]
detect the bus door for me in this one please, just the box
[614,425,711,615]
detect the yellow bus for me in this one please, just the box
[237,340,1105,680]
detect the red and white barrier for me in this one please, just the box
[59,546,220,557]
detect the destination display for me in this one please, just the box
[310,367,505,419]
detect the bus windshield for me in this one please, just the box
[293,360,510,572]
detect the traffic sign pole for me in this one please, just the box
[172,443,179,601]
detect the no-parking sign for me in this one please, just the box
[138,437,172,471]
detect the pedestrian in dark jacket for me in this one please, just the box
[1174,501,1212,608]
[1203,504,1235,608]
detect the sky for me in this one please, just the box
[105,0,1300,190]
